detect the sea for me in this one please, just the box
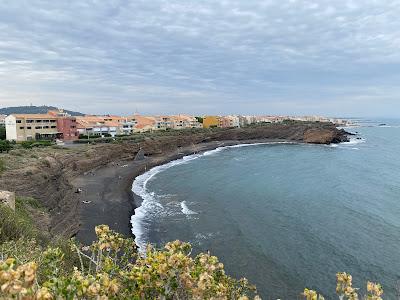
[131,119,400,299]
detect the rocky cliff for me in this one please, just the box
[0,122,348,237]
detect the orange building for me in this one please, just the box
[202,116,220,128]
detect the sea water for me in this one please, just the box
[131,120,400,299]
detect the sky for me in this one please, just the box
[0,0,399,117]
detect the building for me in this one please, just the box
[75,116,122,137]
[171,115,203,129]
[0,115,6,126]
[132,115,157,132]
[155,116,173,130]
[48,110,78,141]
[121,120,137,135]
[238,115,257,127]
[203,116,220,128]
[219,115,240,128]
[5,114,60,141]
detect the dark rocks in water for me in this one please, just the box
[379,123,387,126]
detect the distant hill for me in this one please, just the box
[0,106,85,116]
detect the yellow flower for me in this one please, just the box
[36,287,53,300]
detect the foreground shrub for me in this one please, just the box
[0,225,258,299]
[0,224,384,299]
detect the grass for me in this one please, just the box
[0,197,47,244]
[0,158,5,174]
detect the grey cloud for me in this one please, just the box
[0,0,399,116]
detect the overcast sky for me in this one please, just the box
[0,1,399,116]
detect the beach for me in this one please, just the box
[73,139,279,244]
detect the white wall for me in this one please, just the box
[5,115,17,141]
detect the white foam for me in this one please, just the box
[180,201,198,215]
[130,141,292,252]
[341,137,366,145]
[329,137,365,149]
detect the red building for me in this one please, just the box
[48,110,79,141]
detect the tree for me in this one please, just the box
[0,140,12,153]
[195,116,203,124]
[0,125,5,140]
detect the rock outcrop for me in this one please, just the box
[0,190,15,210]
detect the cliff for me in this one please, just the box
[0,122,349,238]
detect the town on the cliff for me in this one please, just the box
[0,109,350,143]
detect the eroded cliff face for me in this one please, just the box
[0,123,348,237]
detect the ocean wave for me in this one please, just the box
[130,141,293,251]
[329,137,366,148]
[181,201,198,215]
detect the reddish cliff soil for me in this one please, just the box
[0,122,348,238]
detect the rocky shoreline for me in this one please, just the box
[0,122,349,243]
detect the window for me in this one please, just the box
[27,120,34,123]
[19,126,24,129]
[43,120,50,123]
[71,126,76,128]
[16,120,22,123]
[35,126,42,129]
[44,126,49,129]
[50,120,56,123]
[27,127,32,129]
[35,120,42,123]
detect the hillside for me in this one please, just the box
[0,105,84,116]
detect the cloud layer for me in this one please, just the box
[0,0,399,116]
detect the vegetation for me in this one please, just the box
[20,140,54,149]
[0,125,5,140]
[0,159,4,174]
[0,105,84,116]
[73,127,226,144]
[0,200,385,300]
[0,197,47,244]
[0,220,258,299]
[0,140,12,153]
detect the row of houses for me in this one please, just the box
[3,111,205,142]
[2,109,348,142]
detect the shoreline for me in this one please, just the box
[73,138,292,245]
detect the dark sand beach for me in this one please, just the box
[73,140,231,244]
[73,139,286,245]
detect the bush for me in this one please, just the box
[0,159,5,173]
[79,134,102,139]
[0,140,12,153]
[73,137,114,144]
[0,222,385,299]
[0,225,259,299]
[0,125,5,140]
[20,140,53,149]
[0,197,45,244]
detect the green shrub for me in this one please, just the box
[0,198,43,243]
[0,159,5,173]
[0,222,385,300]
[20,140,53,149]
[0,225,258,299]
[0,140,12,153]
[0,125,5,140]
